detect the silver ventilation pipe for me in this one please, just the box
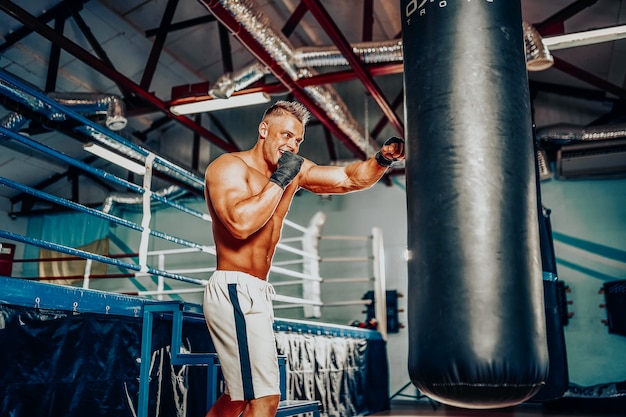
[0,79,199,209]
[0,75,142,166]
[536,123,626,181]
[292,39,403,68]
[0,112,28,132]
[579,124,626,141]
[214,0,298,78]
[210,62,269,99]
[47,92,127,131]
[0,72,203,191]
[204,13,550,100]
[536,148,553,180]
[0,112,29,147]
[523,21,554,72]
[0,77,55,117]
[537,123,626,143]
[298,67,370,152]
[208,40,404,100]
[0,79,127,131]
[102,185,188,214]
[200,0,379,157]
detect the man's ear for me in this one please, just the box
[258,121,268,139]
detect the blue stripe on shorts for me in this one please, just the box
[228,283,255,400]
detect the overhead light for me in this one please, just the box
[523,23,626,72]
[543,24,626,51]
[169,92,271,115]
[83,142,146,175]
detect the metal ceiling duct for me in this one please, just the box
[201,0,379,157]
[0,112,28,148]
[210,0,299,79]
[0,70,204,192]
[208,40,404,99]
[210,62,268,99]
[201,1,546,161]
[523,21,554,72]
[0,112,28,132]
[47,92,127,131]
[208,43,407,99]
[0,77,58,119]
[537,123,626,180]
[297,67,369,152]
[292,39,403,68]
[536,148,553,180]
[581,125,626,140]
[102,185,188,214]
[537,123,626,143]
[0,78,127,131]
[0,74,143,160]
[206,14,549,97]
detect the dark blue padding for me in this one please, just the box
[0,276,384,341]
[0,277,388,416]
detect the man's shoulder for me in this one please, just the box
[206,152,253,183]
[213,151,244,163]
[208,152,246,170]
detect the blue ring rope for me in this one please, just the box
[0,68,203,189]
[150,193,210,221]
[0,230,208,286]
[0,176,141,230]
[0,127,211,222]
[0,125,144,193]
[0,177,211,252]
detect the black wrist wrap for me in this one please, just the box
[375,151,394,167]
[375,136,404,167]
[270,152,303,189]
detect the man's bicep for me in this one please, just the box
[206,160,250,221]
[299,163,349,194]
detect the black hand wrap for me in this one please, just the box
[270,152,304,189]
[375,136,405,167]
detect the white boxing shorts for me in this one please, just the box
[203,270,279,401]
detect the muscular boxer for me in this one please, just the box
[203,100,405,417]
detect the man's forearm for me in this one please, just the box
[342,156,390,191]
[224,184,284,239]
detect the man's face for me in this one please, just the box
[260,113,305,164]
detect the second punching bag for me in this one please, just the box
[401,0,549,409]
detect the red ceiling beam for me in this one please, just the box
[535,0,599,36]
[199,0,371,160]
[371,90,404,139]
[0,0,238,153]
[300,62,404,84]
[167,62,404,107]
[281,1,308,37]
[362,0,374,42]
[301,0,404,138]
[531,1,626,102]
[0,0,88,52]
[140,0,179,90]
[552,56,626,100]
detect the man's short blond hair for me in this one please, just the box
[262,100,311,127]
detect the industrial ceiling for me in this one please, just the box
[1,0,625,217]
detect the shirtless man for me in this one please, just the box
[202,100,405,417]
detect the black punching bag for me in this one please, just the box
[401,0,549,409]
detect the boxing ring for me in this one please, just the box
[0,68,390,416]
